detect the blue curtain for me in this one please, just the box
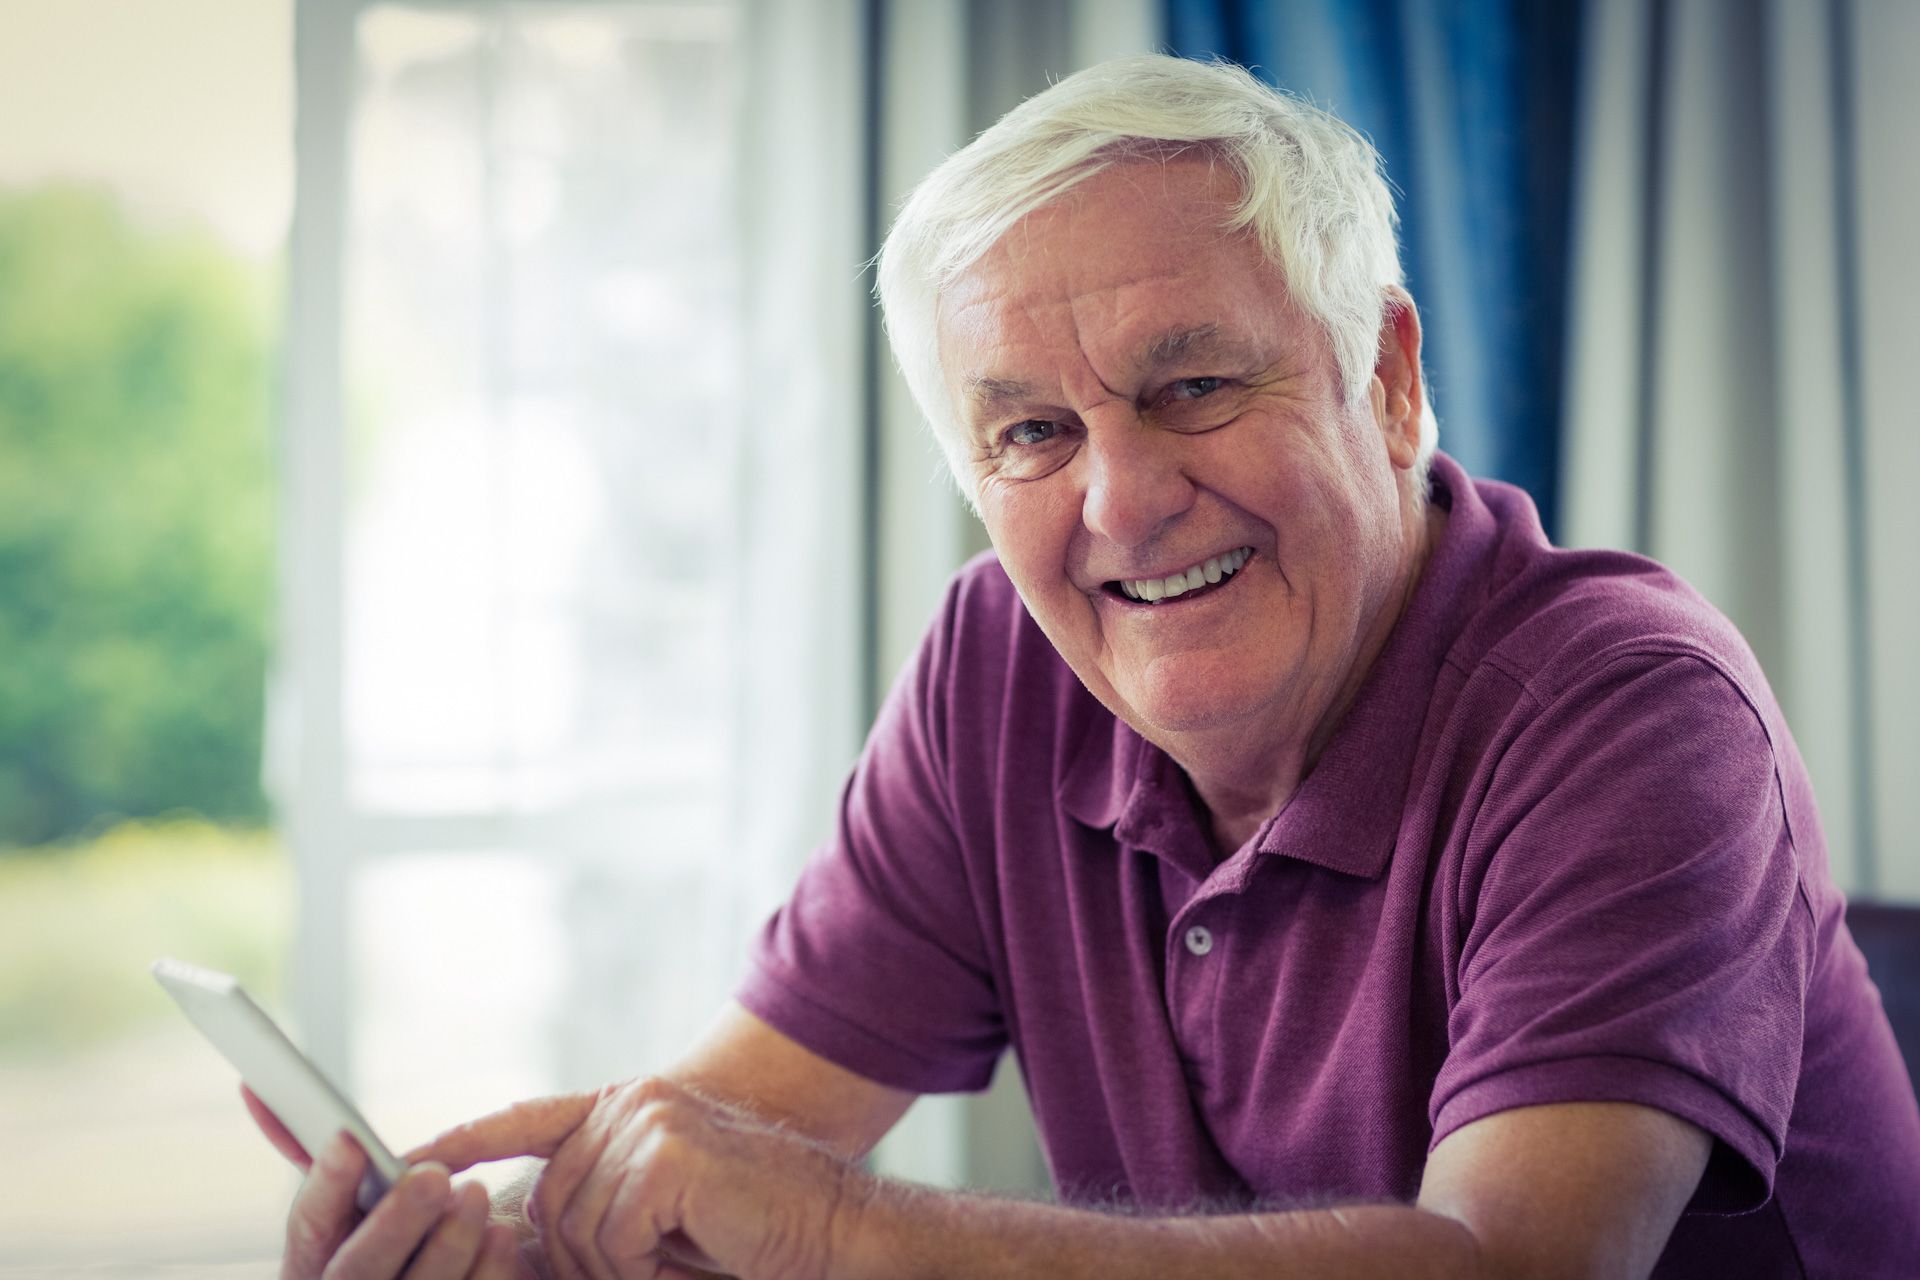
[1167,0,1580,535]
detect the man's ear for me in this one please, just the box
[1370,285,1424,471]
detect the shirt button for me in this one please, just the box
[1184,925,1213,957]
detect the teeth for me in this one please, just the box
[1118,547,1251,604]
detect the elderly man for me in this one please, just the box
[261,55,1920,1279]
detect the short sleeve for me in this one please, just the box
[735,579,1007,1095]
[1430,650,1813,1213]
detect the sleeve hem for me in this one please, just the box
[1430,1054,1780,1214]
[736,964,1001,1096]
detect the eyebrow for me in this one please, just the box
[963,375,1040,419]
[959,323,1252,425]
[1141,323,1222,366]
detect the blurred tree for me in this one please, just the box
[0,185,274,847]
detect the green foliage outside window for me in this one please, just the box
[0,185,275,848]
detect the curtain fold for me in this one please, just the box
[1562,0,1920,899]
[279,0,870,1117]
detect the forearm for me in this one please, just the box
[837,1180,1484,1280]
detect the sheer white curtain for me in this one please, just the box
[1561,0,1920,901]
[276,0,864,1143]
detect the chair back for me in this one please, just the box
[1846,900,1920,1090]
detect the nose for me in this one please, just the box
[1078,412,1196,548]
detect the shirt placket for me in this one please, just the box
[1165,881,1235,1077]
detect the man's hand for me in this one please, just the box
[242,1085,524,1280]
[417,1077,867,1280]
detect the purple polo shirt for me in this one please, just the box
[738,453,1920,1277]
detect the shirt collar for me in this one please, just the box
[1061,452,1498,880]
[1061,716,1217,878]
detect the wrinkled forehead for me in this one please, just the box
[933,158,1289,396]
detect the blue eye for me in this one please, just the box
[1008,420,1059,446]
[1170,376,1224,400]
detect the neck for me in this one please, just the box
[1183,496,1445,857]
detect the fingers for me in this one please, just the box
[244,1084,314,1170]
[396,1179,488,1279]
[280,1123,532,1280]
[320,1161,453,1280]
[418,1081,724,1280]
[472,1224,522,1280]
[284,1132,369,1276]
[512,1228,560,1280]
[416,1093,599,1173]
[597,1159,672,1275]
[563,1120,653,1280]
[533,1110,622,1280]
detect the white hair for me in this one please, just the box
[875,54,1437,503]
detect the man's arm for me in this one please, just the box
[835,1100,1709,1280]
[428,1018,1709,1280]
[664,1001,918,1158]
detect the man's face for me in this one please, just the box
[937,159,1420,751]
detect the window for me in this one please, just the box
[0,2,297,1268]
[280,0,867,1176]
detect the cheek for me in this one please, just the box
[1256,418,1392,535]
[980,486,1080,595]
[981,493,1113,664]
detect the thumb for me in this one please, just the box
[409,1091,599,1173]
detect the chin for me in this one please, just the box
[1131,696,1263,738]
[1117,659,1276,738]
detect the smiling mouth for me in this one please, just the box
[1104,547,1254,604]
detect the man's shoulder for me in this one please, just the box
[1453,526,1768,717]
